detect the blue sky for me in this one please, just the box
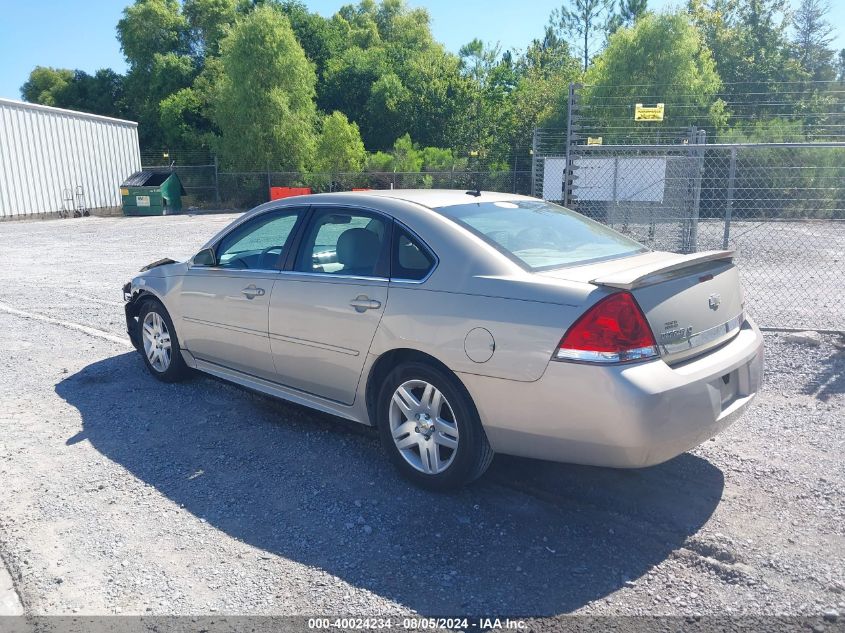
[1,0,843,100]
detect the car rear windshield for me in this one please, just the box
[433,199,647,271]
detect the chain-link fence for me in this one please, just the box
[138,164,533,210]
[537,137,845,330]
[533,80,845,331]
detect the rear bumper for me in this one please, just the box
[461,317,764,468]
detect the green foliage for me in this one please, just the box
[17,0,844,183]
[21,67,128,119]
[278,1,344,80]
[584,12,723,141]
[498,24,581,152]
[792,0,836,81]
[607,0,648,34]
[212,4,317,170]
[183,0,239,58]
[117,0,189,71]
[687,0,803,93]
[319,1,470,151]
[553,0,614,70]
[21,67,74,106]
[315,111,367,173]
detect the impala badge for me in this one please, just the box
[661,321,693,342]
[709,293,721,310]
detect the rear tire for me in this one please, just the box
[377,361,494,490]
[137,298,190,383]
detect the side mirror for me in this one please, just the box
[193,247,217,267]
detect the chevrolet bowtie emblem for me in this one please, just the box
[709,293,721,310]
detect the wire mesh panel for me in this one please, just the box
[567,145,707,253]
[533,80,845,330]
[534,136,845,330]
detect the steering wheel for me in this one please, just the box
[259,245,284,269]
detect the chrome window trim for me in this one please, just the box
[187,200,441,284]
[186,265,282,274]
[276,270,389,283]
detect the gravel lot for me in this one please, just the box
[0,214,843,619]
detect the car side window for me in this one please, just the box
[392,227,435,281]
[295,208,389,278]
[215,210,301,270]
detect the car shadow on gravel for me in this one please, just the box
[57,352,725,616]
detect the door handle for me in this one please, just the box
[242,284,266,299]
[350,296,381,312]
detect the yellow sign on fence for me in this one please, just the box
[587,136,603,145]
[634,103,665,121]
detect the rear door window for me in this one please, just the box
[294,208,389,278]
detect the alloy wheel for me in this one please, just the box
[142,311,172,373]
[388,379,460,475]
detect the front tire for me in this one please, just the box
[137,299,190,383]
[377,361,494,489]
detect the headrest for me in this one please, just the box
[336,228,381,269]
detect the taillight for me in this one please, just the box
[555,292,658,363]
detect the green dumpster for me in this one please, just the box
[120,170,185,216]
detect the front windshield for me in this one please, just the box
[434,199,646,270]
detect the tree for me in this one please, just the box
[21,67,128,119]
[553,0,613,71]
[278,1,344,82]
[792,0,835,81]
[838,49,845,82]
[117,0,189,72]
[584,12,724,141]
[211,4,317,170]
[21,67,74,106]
[687,0,801,91]
[459,39,509,152]
[607,0,648,34]
[503,28,581,147]
[319,1,471,151]
[183,0,239,59]
[314,111,367,174]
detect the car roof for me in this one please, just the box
[300,189,536,209]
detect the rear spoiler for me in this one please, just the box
[591,250,735,290]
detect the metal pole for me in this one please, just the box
[688,129,706,253]
[723,146,737,250]
[530,129,537,198]
[563,83,576,206]
[266,162,271,201]
[612,155,619,229]
[213,155,220,206]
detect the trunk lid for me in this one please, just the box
[540,251,745,364]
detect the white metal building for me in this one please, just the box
[0,98,141,218]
